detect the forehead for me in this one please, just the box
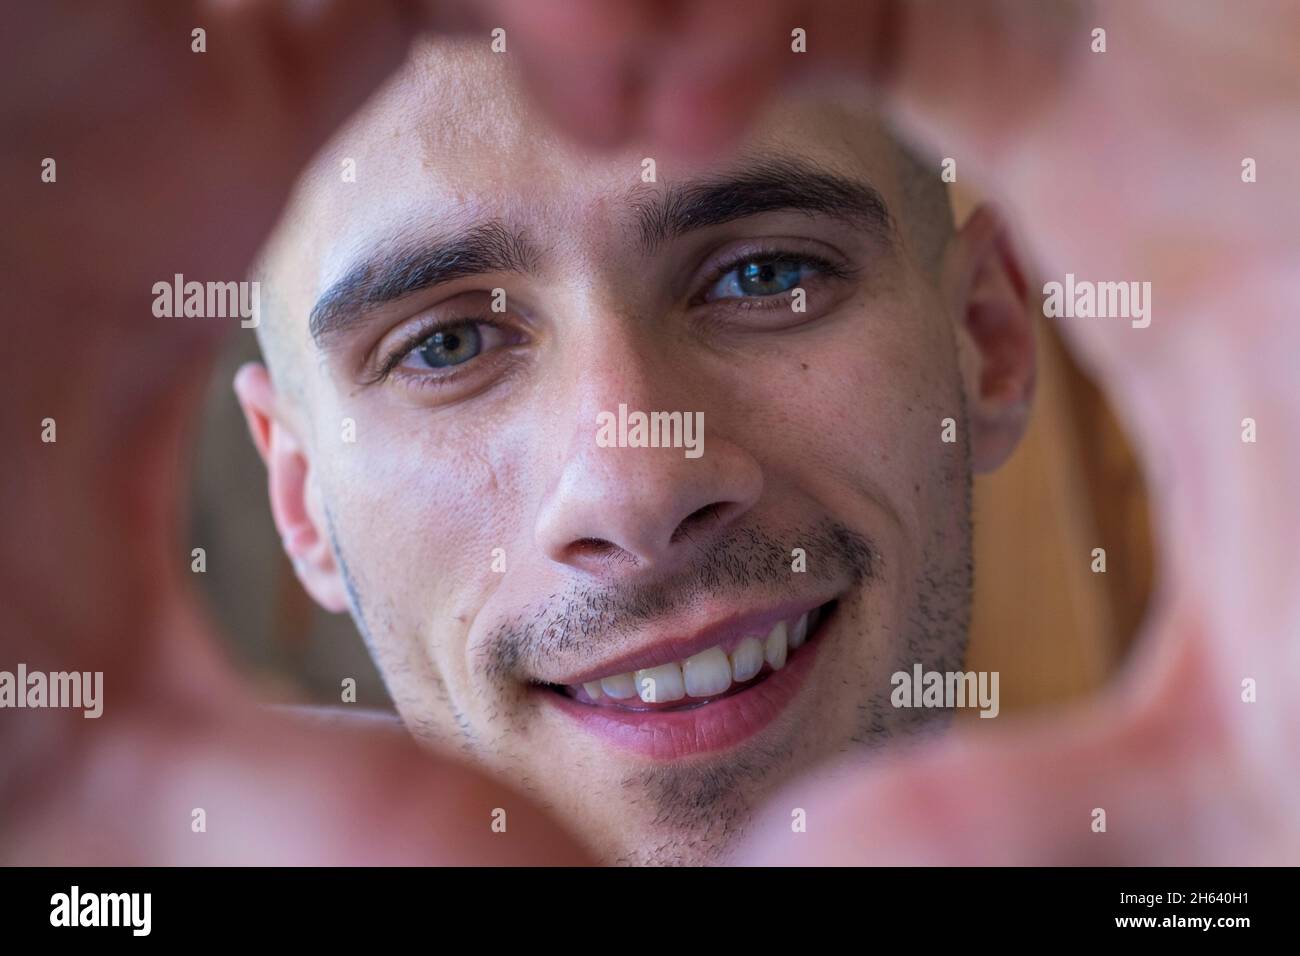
[266,40,904,311]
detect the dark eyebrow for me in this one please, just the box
[632,156,896,253]
[309,221,537,349]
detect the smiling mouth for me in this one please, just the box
[544,600,837,713]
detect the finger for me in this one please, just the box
[639,0,791,157]
[487,0,659,149]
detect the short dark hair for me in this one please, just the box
[895,138,955,275]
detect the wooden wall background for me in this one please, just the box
[956,186,1153,716]
[966,319,1152,715]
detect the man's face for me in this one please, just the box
[247,43,1014,864]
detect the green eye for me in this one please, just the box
[417,323,482,368]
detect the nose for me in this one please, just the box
[534,342,762,577]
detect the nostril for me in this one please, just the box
[670,502,730,544]
[565,536,626,563]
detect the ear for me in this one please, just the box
[233,363,350,613]
[941,204,1036,473]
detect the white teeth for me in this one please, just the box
[635,663,685,703]
[579,609,820,703]
[764,620,789,670]
[683,646,732,698]
[600,672,638,699]
[788,612,809,649]
[730,636,765,683]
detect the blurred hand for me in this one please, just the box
[0,0,590,866]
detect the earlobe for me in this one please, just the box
[944,204,1037,473]
[232,363,350,614]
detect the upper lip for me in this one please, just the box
[542,594,837,688]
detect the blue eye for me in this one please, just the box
[710,257,806,299]
[416,323,482,368]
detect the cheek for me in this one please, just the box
[326,430,524,623]
[738,293,963,525]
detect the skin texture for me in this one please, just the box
[2,0,1297,866]
[235,44,1033,865]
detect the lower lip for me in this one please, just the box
[541,614,830,761]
